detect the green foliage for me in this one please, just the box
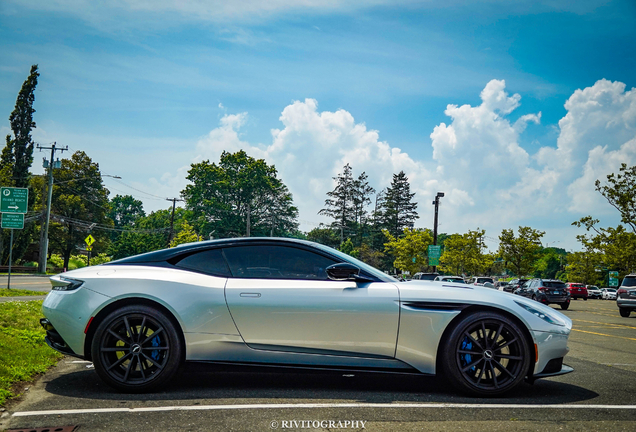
[439,229,493,276]
[0,289,43,297]
[183,150,298,238]
[69,254,87,269]
[307,225,340,249]
[169,221,199,247]
[89,253,111,266]
[355,243,385,269]
[109,194,145,229]
[0,300,63,406]
[338,238,358,258]
[498,226,545,277]
[534,248,566,279]
[565,250,605,285]
[47,151,113,269]
[107,208,180,259]
[376,171,418,239]
[47,254,64,269]
[383,228,433,274]
[595,163,636,231]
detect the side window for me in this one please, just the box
[223,245,338,280]
[174,249,231,277]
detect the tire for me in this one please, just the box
[440,311,531,397]
[619,308,631,318]
[91,305,183,393]
[584,297,587,301]
[560,302,569,310]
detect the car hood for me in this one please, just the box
[400,280,572,334]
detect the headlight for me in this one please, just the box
[515,301,565,326]
[52,276,84,291]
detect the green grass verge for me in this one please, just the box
[0,300,63,406]
[0,288,45,297]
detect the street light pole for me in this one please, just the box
[432,192,444,273]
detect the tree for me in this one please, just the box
[46,151,112,269]
[0,65,40,265]
[534,248,567,279]
[183,150,298,238]
[439,229,492,276]
[498,226,545,277]
[169,221,199,247]
[319,164,355,243]
[383,228,433,274]
[109,195,145,229]
[306,225,340,249]
[377,171,418,238]
[565,249,604,286]
[595,163,636,231]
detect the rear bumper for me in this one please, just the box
[40,318,83,359]
[617,298,636,309]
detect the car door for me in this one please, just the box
[223,244,400,358]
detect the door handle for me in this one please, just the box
[240,293,261,298]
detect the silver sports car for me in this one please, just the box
[40,238,572,396]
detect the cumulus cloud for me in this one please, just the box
[185,78,636,247]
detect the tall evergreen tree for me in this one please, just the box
[377,171,419,238]
[319,164,355,243]
[0,65,40,265]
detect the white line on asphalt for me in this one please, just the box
[12,403,636,417]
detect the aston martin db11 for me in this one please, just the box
[40,237,572,396]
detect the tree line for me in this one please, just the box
[1,65,633,284]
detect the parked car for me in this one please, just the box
[434,275,467,284]
[508,278,529,294]
[524,279,571,310]
[566,282,587,300]
[468,277,495,286]
[40,237,573,396]
[495,281,511,292]
[601,288,617,300]
[586,285,602,299]
[617,274,636,317]
[513,280,533,298]
[412,272,439,281]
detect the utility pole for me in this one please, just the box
[166,197,183,247]
[432,192,444,273]
[37,142,68,273]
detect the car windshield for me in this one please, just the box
[445,278,465,283]
[313,243,395,282]
[622,277,636,287]
[571,284,584,288]
[606,288,616,292]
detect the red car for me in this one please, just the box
[566,282,588,300]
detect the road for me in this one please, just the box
[2,299,636,431]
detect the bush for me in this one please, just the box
[89,253,111,266]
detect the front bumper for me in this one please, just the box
[532,329,571,378]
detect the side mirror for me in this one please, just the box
[326,263,373,283]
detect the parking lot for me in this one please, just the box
[2,296,636,431]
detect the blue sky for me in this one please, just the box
[1,0,635,251]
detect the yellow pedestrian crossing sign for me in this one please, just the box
[86,246,93,251]
[85,234,95,246]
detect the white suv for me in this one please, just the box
[617,274,636,317]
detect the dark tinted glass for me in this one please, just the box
[223,245,338,280]
[543,281,566,288]
[175,249,231,277]
[622,276,636,287]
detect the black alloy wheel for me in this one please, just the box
[91,305,182,392]
[441,312,531,397]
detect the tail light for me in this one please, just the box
[618,288,627,295]
[538,287,547,292]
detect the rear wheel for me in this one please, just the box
[91,305,183,392]
[440,311,531,397]
[619,308,631,318]
[560,302,569,310]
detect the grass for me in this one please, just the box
[0,300,63,406]
[0,288,45,297]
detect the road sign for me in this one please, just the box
[609,270,619,287]
[1,213,24,229]
[428,245,441,266]
[86,246,93,251]
[0,187,28,213]
[85,234,95,246]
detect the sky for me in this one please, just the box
[1,0,635,251]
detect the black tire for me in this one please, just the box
[584,297,587,301]
[619,308,631,318]
[560,302,569,310]
[440,311,531,397]
[91,305,183,393]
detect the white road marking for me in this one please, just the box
[12,403,636,417]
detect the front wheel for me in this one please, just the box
[619,308,631,318]
[560,302,570,310]
[440,312,531,397]
[91,305,183,393]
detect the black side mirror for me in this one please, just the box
[326,263,374,283]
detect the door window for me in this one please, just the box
[174,249,231,277]
[223,245,338,280]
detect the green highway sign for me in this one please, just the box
[609,270,619,287]
[0,187,28,213]
[1,213,24,229]
[428,245,441,266]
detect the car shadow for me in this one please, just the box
[44,362,599,405]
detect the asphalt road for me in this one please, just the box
[0,275,51,292]
[3,298,636,431]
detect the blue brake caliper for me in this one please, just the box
[460,337,474,372]
[150,334,161,361]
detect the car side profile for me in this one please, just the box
[40,238,572,397]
